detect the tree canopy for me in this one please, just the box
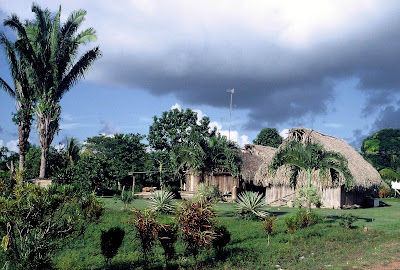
[148,108,214,151]
[253,128,282,148]
[361,128,400,173]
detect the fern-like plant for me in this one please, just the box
[149,190,175,214]
[236,191,268,220]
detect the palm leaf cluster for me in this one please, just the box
[0,3,101,178]
[148,190,176,214]
[269,141,353,190]
[236,191,268,219]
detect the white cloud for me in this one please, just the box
[323,123,343,129]
[210,121,249,147]
[6,140,18,152]
[99,120,122,135]
[280,129,290,139]
[0,140,3,147]
[171,103,181,111]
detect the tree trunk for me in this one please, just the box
[307,170,312,213]
[37,104,60,179]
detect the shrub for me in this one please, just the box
[294,186,322,209]
[149,190,175,214]
[296,210,321,228]
[129,208,160,262]
[338,213,357,229]
[176,201,217,258]
[236,191,268,220]
[158,223,178,262]
[0,183,104,269]
[193,183,223,203]
[120,188,133,210]
[285,214,300,235]
[378,187,390,198]
[263,216,278,246]
[212,225,231,254]
[100,227,125,265]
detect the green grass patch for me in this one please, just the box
[44,198,400,269]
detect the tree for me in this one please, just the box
[0,28,36,175]
[269,141,353,212]
[253,128,282,148]
[64,137,81,166]
[85,133,147,188]
[4,4,102,178]
[361,128,400,172]
[148,108,214,151]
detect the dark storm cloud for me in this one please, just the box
[89,1,400,131]
[371,106,400,132]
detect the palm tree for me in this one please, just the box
[4,4,102,178]
[0,30,36,177]
[269,141,353,212]
[65,137,81,166]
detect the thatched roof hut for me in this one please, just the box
[241,127,384,208]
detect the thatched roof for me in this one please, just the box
[243,127,383,190]
[240,144,277,184]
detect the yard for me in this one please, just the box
[53,198,400,270]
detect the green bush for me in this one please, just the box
[158,223,178,262]
[100,227,125,265]
[212,225,231,254]
[296,210,321,228]
[338,213,357,229]
[285,214,300,235]
[236,191,268,220]
[294,186,322,209]
[0,182,104,269]
[193,183,223,203]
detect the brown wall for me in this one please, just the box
[185,172,239,194]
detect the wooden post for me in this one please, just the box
[132,175,135,197]
[232,185,237,202]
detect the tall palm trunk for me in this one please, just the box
[306,170,312,213]
[37,104,60,178]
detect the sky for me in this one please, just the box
[1,0,400,153]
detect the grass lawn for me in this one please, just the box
[52,197,400,270]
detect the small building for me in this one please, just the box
[242,127,384,209]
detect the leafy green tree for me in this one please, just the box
[269,141,353,212]
[85,133,147,188]
[0,26,36,174]
[4,4,101,178]
[253,128,283,147]
[148,108,214,151]
[64,137,81,166]
[361,128,400,172]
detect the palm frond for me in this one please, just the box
[236,191,268,219]
[148,190,175,214]
[57,46,102,99]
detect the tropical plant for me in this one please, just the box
[176,201,217,258]
[0,29,36,176]
[269,141,353,212]
[236,191,268,220]
[263,216,278,246]
[148,190,175,214]
[129,208,160,262]
[100,227,125,265]
[294,186,322,209]
[64,137,81,166]
[0,182,104,269]
[4,4,101,178]
[285,214,300,235]
[120,188,133,210]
